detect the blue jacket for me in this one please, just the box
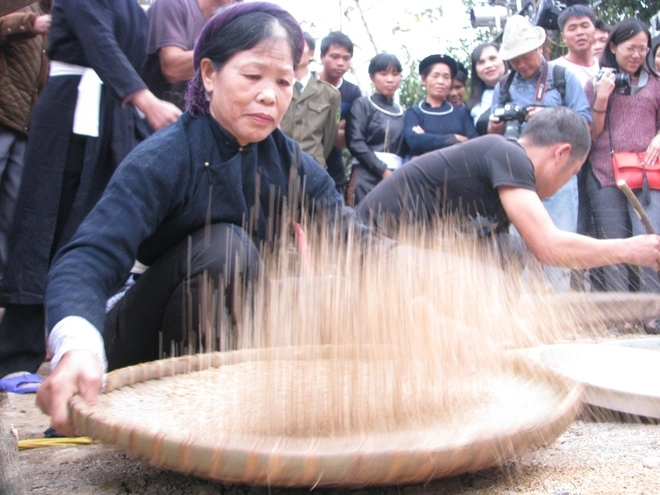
[491,59,593,126]
[404,101,478,156]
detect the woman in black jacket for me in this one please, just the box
[36,1,358,437]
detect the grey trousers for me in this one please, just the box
[587,171,660,292]
[0,128,26,271]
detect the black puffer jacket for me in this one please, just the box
[0,0,50,135]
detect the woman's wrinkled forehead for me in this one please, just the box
[266,21,297,63]
[245,29,295,72]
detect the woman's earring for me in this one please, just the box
[205,91,211,101]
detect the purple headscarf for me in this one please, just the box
[185,2,304,116]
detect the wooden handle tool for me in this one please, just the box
[617,179,655,235]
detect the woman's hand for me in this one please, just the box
[593,70,616,103]
[36,351,104,437]
[130,89,182,131]
[454,134,468,142]
[382,169,392,180]
[644,134,660,165]
[33,14,51,35]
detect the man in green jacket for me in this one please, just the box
[280,31,340,168]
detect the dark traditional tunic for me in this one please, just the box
[45,113,349,333]
[0,0,151,305]
[403,100,478,157]
[347,93,407,205]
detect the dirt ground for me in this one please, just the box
[2,367,659,495]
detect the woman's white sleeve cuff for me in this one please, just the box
[49,316,108,373]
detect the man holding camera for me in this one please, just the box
[488,15,592,292]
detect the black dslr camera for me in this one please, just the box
[492,102,529,140]
[596,68,631,95]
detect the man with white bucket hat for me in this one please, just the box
[488,14,592,292]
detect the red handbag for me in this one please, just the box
[612,152,660,190]
[607,107,660,196]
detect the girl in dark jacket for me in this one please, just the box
[347,53,407,205]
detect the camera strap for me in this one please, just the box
[498,72,516,105]
[533,61,550,104]
[498,61,551,105]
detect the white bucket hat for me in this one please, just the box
[498,15,546,61]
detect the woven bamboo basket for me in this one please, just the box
[69,346,582,487]
[544,292,660,327]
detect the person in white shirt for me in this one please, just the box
[279,32,340,168]
[551,4,601,290]
[551,4,600,87]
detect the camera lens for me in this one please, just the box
[614,73,631,88]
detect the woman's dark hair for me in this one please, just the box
[186,2,303,116]
[453,70,467,86]
[466,42,502,110]
[651,39,660,69]
[368,53,402,76]
[600,18,657,77]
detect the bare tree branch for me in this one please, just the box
[353,0,380,55]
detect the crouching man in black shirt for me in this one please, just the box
[357,106,660,271]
